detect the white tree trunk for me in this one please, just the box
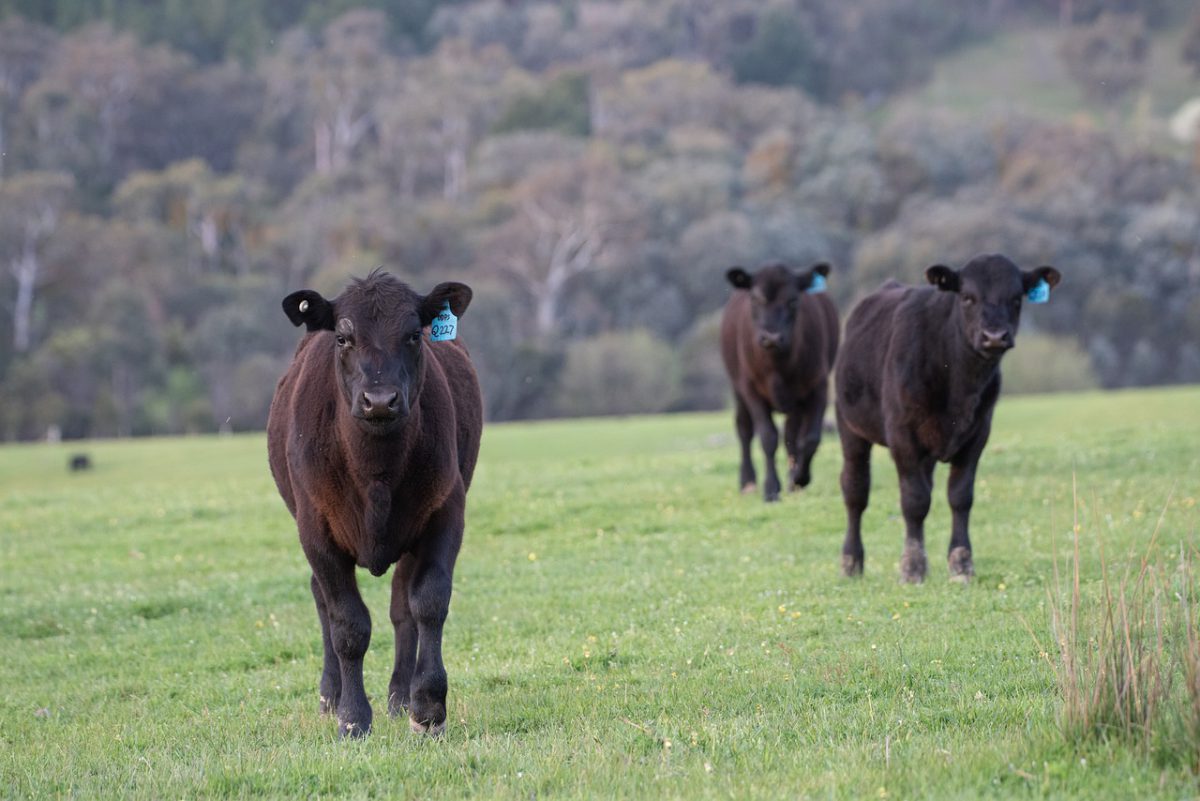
[11,241,37,352]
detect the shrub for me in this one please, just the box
[554,329,680,417]
[1002,333,1098,395]
[492,70,590,138]
[1059,12,1148,105]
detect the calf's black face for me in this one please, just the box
[926,255,1060,358]
[282,277,472,435]
[727,262,829,352]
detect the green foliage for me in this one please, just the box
[555,329,681,417]
[1001,333,1099,395]
[730,9,822,95]
[1059,13,1149,104]
[0,388,1199,796]
[492,70,591,138]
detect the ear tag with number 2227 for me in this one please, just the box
[1026,278,1050,304]
[806,273,827,294]
[430,301,457,342]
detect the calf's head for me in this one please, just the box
[281,271,472,434]
[726,262,830,352]
[926,254,1060,358]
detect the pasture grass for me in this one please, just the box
[1,385,1198,799]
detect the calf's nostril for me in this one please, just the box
[361,390,400,415]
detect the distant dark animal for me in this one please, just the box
[68,454,92,471]
[267,270,481,738]
[835,253,1061,582]
[720,262,840,502]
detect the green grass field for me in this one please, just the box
[1,386,1198,799]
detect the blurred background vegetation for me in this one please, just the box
[0,0,1197,439]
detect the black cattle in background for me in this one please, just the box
[721,262,840,502]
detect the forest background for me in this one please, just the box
[0,0,1197,439]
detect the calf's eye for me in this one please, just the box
[335,334,348,347]
[406,331,422,346]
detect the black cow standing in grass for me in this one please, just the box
[721,262,839,502]
[836,253,1061,582]
[267,270,481,738]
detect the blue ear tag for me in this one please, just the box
[1026,278,1050,304]
[806,273,827,294]
[430,301,457,342]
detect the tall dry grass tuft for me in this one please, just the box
[1031,477,1200,768]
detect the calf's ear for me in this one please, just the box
[925,264,961,293]
[799,262,831,291]
[726,267,753,290]
[421,281,473,325]
[1022,265,1061,291]
[282,290,335,331]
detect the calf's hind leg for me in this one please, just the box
[838,414,871,576]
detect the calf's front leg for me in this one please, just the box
[303,531,373,738]
[388,554,418,717]
[407,499,464,736]
[892,448,935,584]
[946,430,990,581]
[788,386,828,490]
[744,395,781,502]
[310,574,341,715]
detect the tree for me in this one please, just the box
[18,24,184,199]
[730,8,821,94]
[1059,12,1148,105]
[114,160,263,276]
[1183,9,1200,78]
[260,10,399,181]
[479,151,630,338]
[374,38,528,202]
[0,171,72,354]
[0,16,57,181]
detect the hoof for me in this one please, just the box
[319,693,339,716]
[788,465,812,490]
[387,691,409,718]
[948,547,974,581]
[899,547,927,584]
[338,718,371,739]
[740,482,757,495]
[763,490,780,503]
[410,716,446,737]
[842,553,863,577]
